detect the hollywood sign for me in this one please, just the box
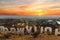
[0,25,60,36]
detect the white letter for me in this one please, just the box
[3,27,9,34]
[34,25,37,32]
[10,28,16,33]
[26,25,32,33]
[45,27,52,34]
[17,28,24,35]
[55,29,60,35]
[40,27,44,33]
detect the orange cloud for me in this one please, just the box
[0,8,60,16]
[0,3,60,16]
[43,8,60,16]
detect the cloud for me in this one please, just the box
[0,0,60,16]
[19,2,60,11]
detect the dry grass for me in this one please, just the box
[1,34,60,40]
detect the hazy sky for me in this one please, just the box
[0,0,60,16]
[0,0,60,9]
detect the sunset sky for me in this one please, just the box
[0,0,60,16]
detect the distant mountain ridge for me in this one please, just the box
[0,15,60,20]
